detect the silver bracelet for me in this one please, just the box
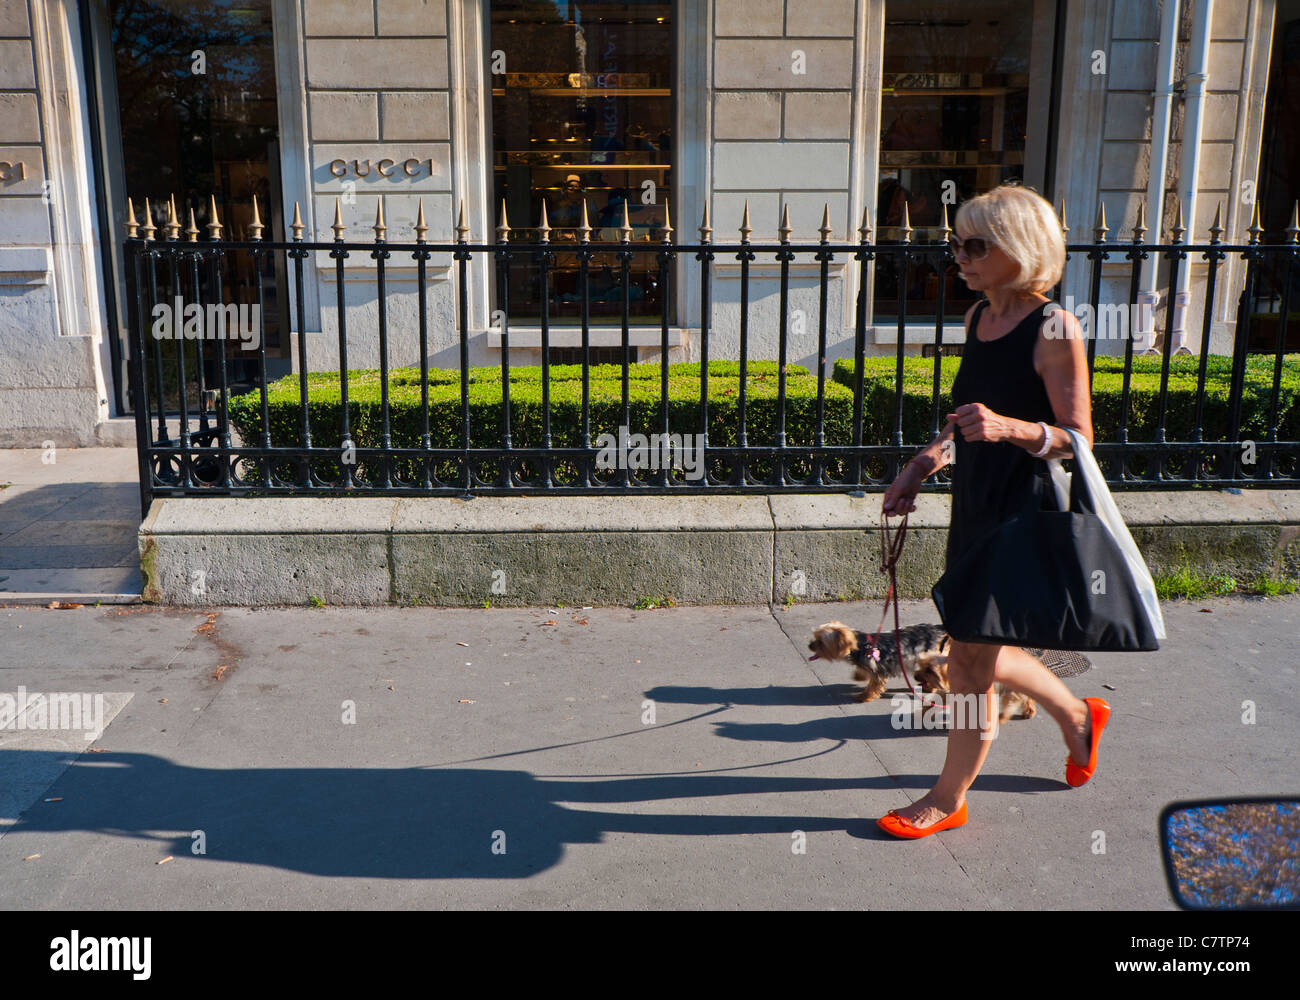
[1030,421,1053,458]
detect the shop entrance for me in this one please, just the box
[83,0,291,415]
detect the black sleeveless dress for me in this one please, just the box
[945,299,1062,573]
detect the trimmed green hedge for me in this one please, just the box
[831,353,1300,444]
[227,361,853,484]
[292,360,800,390]
[226,353,1298,485]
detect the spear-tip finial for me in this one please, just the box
[660,198,672,243]
[818,203,833,244]
[495,198,509,243]
[1286,201,1300,245]
[1093,200,1108,242]
[1170,199,1185,244]
[900,200,913,243]
[619,199,633,243]
[858,205,872,244]
[331,198,346,240]
[697,201,712,244]
[207,195,223,240]
[290,201,304,241]
[1131,200,1147,243]
[415,199,429,242]
[939,202,952,241]
[249,194,264,241]
[373,198,387,241]
[164,195,180,240]
[739,199,753,245]
[1208,202,1224,244]
[185,206,200,242]
[1059,199,1069,238]
[126,197,139,239]
[778,203,792,244]
[538,200,551,243]
[1247,201,1263,245]
[455,200,469,242]
[141,198,156,241]
[579,199,592,243]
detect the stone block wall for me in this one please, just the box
[0,0,104,447]
[299,0,461,372]
[701,0,861,371]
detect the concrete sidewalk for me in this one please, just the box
[0,448,142,603]
[1,595,1294,909]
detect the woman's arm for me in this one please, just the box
[944,308,1093,458]
[1029,308,1093,458]
[987,308,1092,457]
[905,420,956,478]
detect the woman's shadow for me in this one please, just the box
[1,748,966,879]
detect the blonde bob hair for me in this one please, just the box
[954,184,1066,294]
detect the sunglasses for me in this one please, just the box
[947,235,996,261]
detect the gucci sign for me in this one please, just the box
[0,161,28,182]
[327,157,437,179]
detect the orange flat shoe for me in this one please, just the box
[1066,697,1111,787]
[876,802,968,839]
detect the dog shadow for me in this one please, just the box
[711,711,947,744]
[644,683,860,707]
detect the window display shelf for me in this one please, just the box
[884,87,1021,97]
[495,162,671,170]
[881,152,1026,168]
[491,88,670,98]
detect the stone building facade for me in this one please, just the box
[0,0,1293,446]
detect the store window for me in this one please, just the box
[488,0,674,328]
[876,1,1046,320]
[91,0,289,402]
[1253,0,1300,350]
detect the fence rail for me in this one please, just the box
[124,196,1300,517]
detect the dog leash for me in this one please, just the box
[867,512,925,703]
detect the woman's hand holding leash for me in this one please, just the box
[883,420,955,516]
[882,464,924,515]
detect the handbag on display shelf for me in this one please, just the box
[931,427,1165,652]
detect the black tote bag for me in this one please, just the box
[931,430,1163,652]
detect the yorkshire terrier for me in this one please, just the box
[807,621,1037,721]
[807,622,950,703]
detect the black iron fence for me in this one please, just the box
[124,197,1300,517]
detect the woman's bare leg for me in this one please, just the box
[887,639,998,827]
[993,647,1092,765]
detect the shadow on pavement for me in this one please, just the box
[1,749,1067,876]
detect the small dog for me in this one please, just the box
[914,653,1037,722]
[807,622,950,703]
[807,621,1037,721]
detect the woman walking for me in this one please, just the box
[878,184,1110,838]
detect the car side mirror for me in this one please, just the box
[1159,797,1300,910]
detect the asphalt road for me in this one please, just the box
[1,595,1295,909]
